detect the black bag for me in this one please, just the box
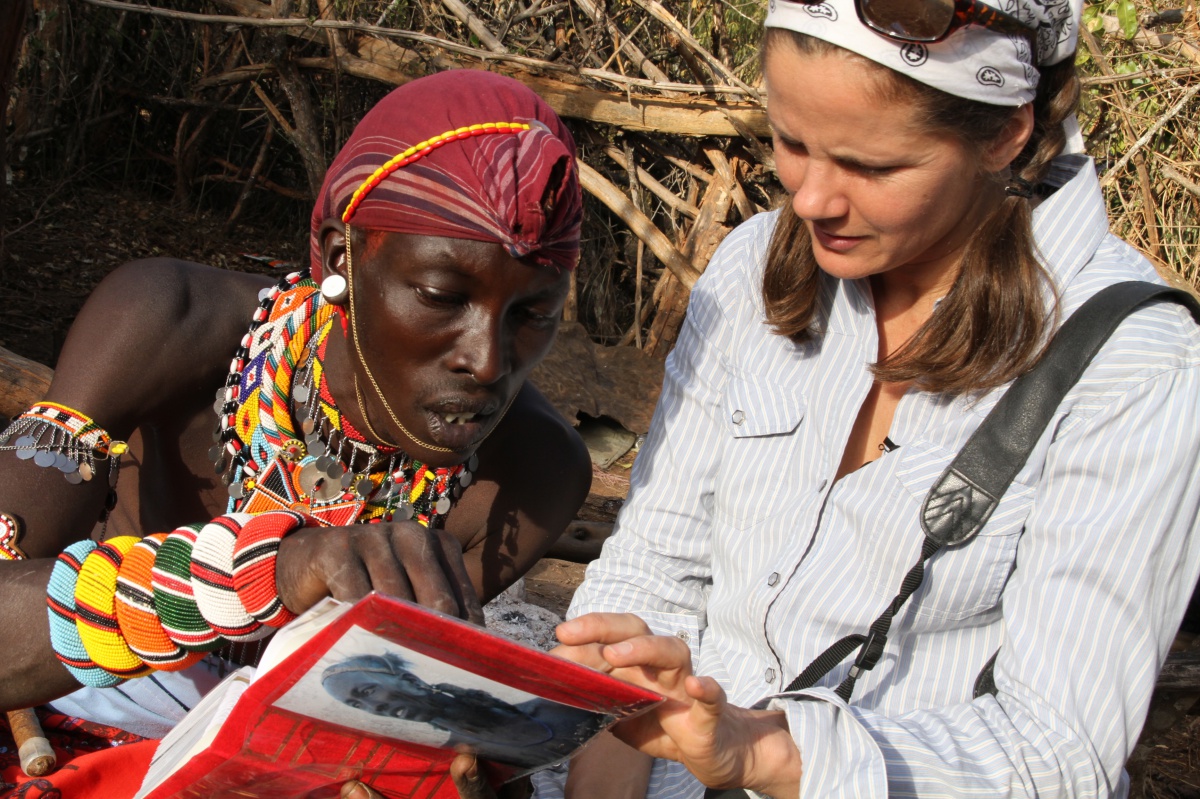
[705,283,1200,799]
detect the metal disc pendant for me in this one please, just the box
[213,397,225,414]
[340,471,354,489]
[79,462,94,481]
[315,455,334,473]
[305,432,323,451]
[301,418,316,436]
[55,454,77,473]
[293,384,310,404]
[208,444,224,462]
[64,470,83,485]
[34,450,56,468]
[213,454,227,475]
[229,481,246,499]
[459,470,473,487]
[468,454,479,472]
[14,436,34,449]
[313,478,343,503]
[325,461,345,481]
[396,500,414,520]
[298,462,324,495]
[435,497,452,515]
[15,447,34,461]
[355,479,373,500]
[216,387,227,401]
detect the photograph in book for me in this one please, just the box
[275,625,611,768]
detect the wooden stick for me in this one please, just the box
[577,161,700,289]
[7,709,55,777]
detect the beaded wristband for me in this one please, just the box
[0,513,26,560]
[151,525,228,653]
[191,513,270,642]
[232,511,307,628]
[46,540,123,687]
[75,536,153,680]
[115,533,205,671]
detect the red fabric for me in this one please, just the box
[0,709,155,799]
[310,69,582,276]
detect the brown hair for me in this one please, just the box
[761,29,1080,395]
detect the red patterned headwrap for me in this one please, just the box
[310,69,582,279]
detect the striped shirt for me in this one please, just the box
[545,155,1200,798]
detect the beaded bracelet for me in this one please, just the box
[0,512,27,561]
[191,513,270,642]
[74,536,153,680]
[114,533,205,671]
[232,511,307,629]
[46,540,123,687]
[151,525,229,653]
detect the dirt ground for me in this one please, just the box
[3,178,1200,797]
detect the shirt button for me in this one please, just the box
[731,409,745,425]
[767,572,780,586]
[764,668,776,683]
[676,630,690,643]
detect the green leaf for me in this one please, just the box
[1116,0,1139,39]
[1082,5,1105,33]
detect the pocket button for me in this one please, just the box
[731,409,746,425]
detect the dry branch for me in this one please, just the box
[604,145,700,219]
[1100,82,1200,187]
[439,0,506,53]
[578,161,700,289]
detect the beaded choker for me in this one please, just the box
[212,272,472,528]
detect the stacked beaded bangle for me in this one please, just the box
[46,510,307,686]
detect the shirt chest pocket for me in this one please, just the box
[712,375,806,531]
[876,440,1034,627]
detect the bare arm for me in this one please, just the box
[0,259,266,711]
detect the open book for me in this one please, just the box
[136,593,663,799]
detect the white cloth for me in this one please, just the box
[765,0,1078,105]
[535,155,1200,798]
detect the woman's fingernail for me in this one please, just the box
[342,781,369,799]
[609,641,633,656]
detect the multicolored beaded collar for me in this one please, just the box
[211,271,471,528]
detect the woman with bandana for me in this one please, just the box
[541,0,1200,797]
[0,69,588,798]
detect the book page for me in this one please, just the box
[253,596,352,679]
[134,667,253,799]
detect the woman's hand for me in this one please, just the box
[276,521,484,624]
[555,613,803,798]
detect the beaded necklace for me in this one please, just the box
[212,271,470,528]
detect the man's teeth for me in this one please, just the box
[442,412,477,424]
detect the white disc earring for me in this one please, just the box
[320,274,348,305]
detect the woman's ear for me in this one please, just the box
[984,103,1036,173]
[318,218,348,282]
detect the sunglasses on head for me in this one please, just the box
[784,0,1039,63]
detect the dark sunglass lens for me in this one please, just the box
[859,0,955,40]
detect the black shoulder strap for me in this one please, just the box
[706,282,1200,799]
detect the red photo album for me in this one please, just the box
[135,593,663,799]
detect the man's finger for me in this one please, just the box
[340,780,383,799]
[450,754,495,799]
[389,523,461,617]
[356,529,415,602]
[436,530,484,625]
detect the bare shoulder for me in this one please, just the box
[479,382,591,501]
[47,258,273,435]
[445,382,590,570]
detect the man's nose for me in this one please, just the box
[448,313,511,385]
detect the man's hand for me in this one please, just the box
[276,521,484,624]
[338,755,530,799]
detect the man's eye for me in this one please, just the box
[518,307,558,328]
[416,287,464,307]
